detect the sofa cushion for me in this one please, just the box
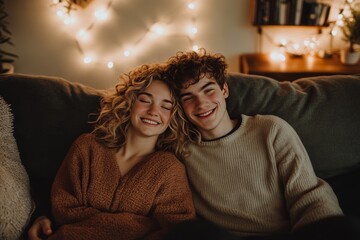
[0,74,104,220]
[226,73,360,179]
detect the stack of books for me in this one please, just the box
[253,0,331,26]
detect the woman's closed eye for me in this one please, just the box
[161,104,172,111]
[138,95,151,103]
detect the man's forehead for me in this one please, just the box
[180,77,217,92]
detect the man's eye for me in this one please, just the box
[182,97,192,102]
[205,89,215,94]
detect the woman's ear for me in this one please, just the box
[222,82,229,99]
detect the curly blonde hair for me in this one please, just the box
[92,63,189,160]
[166,48,228,143]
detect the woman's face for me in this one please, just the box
[130,80,174,139]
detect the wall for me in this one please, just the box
[3,0,347,89]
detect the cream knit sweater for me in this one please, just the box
[185,114,343,236]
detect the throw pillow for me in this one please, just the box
[0,96,33,240]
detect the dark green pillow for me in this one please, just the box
[226,73,360,179]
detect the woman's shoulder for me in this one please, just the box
[71,133,105,150]
[73,133,96,144]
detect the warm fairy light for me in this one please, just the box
[123,49,131,57]
[63,16,75,25]
[94,9,108,21]
[190,26,198,35]
[107,61,114,68]
[56,10,64,17]
[292,43,300,50]
[270,46,286,62]
[51,0,199,67]
[188,2,196,10]
[77,29,90,41]
[270,52,286,61]
[83,56,93,64]
[331,28,339,36]
[279,38,288,46]
[150,23,166,35]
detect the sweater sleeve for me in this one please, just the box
[274,119,343,231]
[51,139,100,226]
[145,159,196,240]
[49,212,156,240]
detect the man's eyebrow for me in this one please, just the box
[180,82,216,98]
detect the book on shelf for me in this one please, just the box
[253,0,331,26]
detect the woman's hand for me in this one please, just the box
[28,216,53,240]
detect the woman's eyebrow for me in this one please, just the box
[139,92,173,104]
[138,92,152,97]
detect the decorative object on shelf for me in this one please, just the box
[52,0,93,14]
[0,0,17,74]
[339,1,360,65]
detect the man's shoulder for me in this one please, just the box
[242,114,289,126]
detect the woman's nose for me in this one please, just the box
[147,104,159,116]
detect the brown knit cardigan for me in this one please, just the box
[50,134,195,240]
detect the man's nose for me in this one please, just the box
[194,95,208,108]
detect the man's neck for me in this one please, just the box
[201,115,238,141]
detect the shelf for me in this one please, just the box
[239,53,360,82]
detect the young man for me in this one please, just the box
[164,49,359,239]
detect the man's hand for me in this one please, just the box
[28,216,53,240]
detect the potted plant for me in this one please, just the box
[0,0,17,74]
[340,1,360,65]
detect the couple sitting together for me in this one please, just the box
[28,49,360,240]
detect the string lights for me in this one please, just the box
[51,0,199,69]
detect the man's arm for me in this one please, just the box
[274,118,343,231]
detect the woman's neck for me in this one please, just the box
[118,130,157,162]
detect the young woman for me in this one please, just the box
[29,64,195,240]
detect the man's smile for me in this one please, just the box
[195,107,216,118]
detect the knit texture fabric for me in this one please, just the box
[0,96,33,240]
[185,114,343,236]
[50,133,195,240]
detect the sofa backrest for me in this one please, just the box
[1,72,360,220]
[226,72,360,179]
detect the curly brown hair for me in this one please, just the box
[166,48,228,92]
[91,63,189,160]
[166,48,228,143]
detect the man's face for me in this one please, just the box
[179,76,232,140]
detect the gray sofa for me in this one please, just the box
[0,73,360,237]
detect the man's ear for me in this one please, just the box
[222,82,229,99]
